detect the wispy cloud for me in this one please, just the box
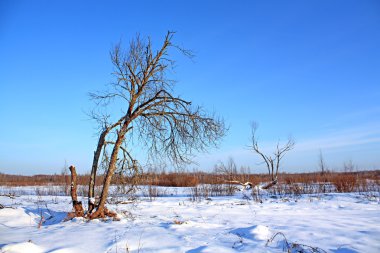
[321,106,380,131]
[295,124,380,152]
[193,122,380,171]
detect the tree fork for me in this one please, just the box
[90,126,128,219]
[86,32,225,219]
[88,130,108,213]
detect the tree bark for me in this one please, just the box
[90,125,128,218]
[88,130,108,213]
[69,166,84,217]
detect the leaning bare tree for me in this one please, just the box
[250,122,295,182]
[70,32,226,219]
[318,149,327,175]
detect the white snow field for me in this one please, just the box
[0,187,379,253]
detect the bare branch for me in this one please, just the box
[87,32,226,218]
[250,122,294,181]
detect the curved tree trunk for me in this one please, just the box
[90,125,128,219]
[85,32,226,220]
[88,130,108,213]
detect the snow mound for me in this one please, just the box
[249,225,271,241]
[231,225,271,241]
[0,208,38,227]
[48,248,77,253]
[1,241,44,253]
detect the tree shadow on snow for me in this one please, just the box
[23,206,68,226]
[230,225,263,240]
[229,225,267,250]
[331,247,359,253]
[186,246,208,253]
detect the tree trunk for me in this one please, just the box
[88,129,108,213]
[69,166,84,217]
[90,126,128,219]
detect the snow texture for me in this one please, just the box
[1,187,379,253]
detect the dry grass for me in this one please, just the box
[0,173,100,187]
[266,231,327,253]
[1,170,379,195]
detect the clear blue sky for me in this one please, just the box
[1,0,379,175]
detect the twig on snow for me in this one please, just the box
[266,231,327,253]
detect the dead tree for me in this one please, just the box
[215,158,239,195]
[215,158,238,181]
[217,158,276,192]
[69,166,84,217]
[318,150,327,175]
[250,122,294,182]
[84,32,225,218]
[87,121,122,213]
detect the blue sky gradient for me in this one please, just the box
[1,0,379,174]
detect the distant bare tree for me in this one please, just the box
[250,122,295,182]
[73,32,226,219]
[343,159,356,172]
[318,150,327,175]
[216,157,279,191]
[214,157,237,181]
[61,160,70,195]
[214,158,239,194]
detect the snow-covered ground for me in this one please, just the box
[1,187,379,253]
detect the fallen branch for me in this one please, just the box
[261,178,278,190]
[224,180,253,189]
[0,193,17,199]
[0,204,15,209]
[224,179,278,190]
[114,200,134,205]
